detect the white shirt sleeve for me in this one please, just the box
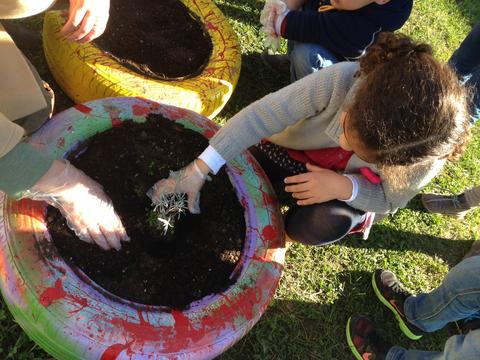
[198,145,226,175]
[340,174,359,203]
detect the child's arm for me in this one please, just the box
[344,160,445,214]
[284,159,444,215]
[209,62,357,163]
[277,1,412,59]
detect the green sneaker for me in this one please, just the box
[372,270,424,340]
[346,315,391,360]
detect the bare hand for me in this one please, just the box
[60,0,110,43]
[284,163,352,205]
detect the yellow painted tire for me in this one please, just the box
[42,0,241,118]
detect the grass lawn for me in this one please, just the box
[1,0,480,359]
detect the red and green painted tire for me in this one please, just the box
[0,97,285,359]
[42,0,241,119]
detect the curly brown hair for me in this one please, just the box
[347,32,471,166]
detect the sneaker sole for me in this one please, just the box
[345,317,364,360]
[371,272,422,340]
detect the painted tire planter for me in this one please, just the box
[0,97,285,359]
[42,0,241,119]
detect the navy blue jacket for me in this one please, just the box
[283,0,413,59]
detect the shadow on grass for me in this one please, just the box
[220,52,290,119]
[343,224,472,267]
[221,270,453,360]
[454,0,480,27]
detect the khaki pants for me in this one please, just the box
[0,22,53,157]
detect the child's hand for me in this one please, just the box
[286,0,305,10]
[284,163,353,205]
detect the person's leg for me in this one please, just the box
[347,316,480,360]
[448,22,480,79]
[373,258,480,340]
[248,142,305,183]
[422,185,480,219]
[249,142,365,246]
[386,330,480,360]
[448,22,480,123]
[287,40,340,82]
[284,200,365,246]
[403,256,480,332]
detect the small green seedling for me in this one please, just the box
[150,193,187,235]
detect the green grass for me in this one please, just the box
[1,0,480,359]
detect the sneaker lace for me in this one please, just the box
[388,280,408,296]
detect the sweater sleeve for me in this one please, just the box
[345,160,445,214]
[283,9,381,59]
[0,142,54,198]
[345,174,393,213]
[209,62,355,162]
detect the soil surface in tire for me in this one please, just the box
[94,0,213,79]
[48,115,244,309]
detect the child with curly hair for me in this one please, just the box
[148,32,471,246]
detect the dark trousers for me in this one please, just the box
[249,144,365,246]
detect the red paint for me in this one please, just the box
[100,343,128,360]
[203,128,216,139]
[205,22,219,31]
[111,310,160,344]
[172,310,190,329]
[74,104,93,114]
[261,225,278,243]
[132,104,151,116]
[111,118,122,127]
[39,278,89,313]
[39,279,67,307]
[57,137,66,148]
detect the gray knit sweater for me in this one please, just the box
[210,62,444,214]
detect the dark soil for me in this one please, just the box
[48,115,244,309]
[94,0,213,79]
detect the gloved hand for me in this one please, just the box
[147,160,211,214]
[260,0,287,50]
[61,0,110,43]
[25,160,128,251]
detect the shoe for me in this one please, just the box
[346,315,391,360]
[456,311,480,334]
[421,193,473,219]
[372,270,423,340]
[261,50,291,75]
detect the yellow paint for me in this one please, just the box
[42,0,241,119]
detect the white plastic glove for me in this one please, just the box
[147,160,211,214]
[25,160,128,251]
[260,0,287,51]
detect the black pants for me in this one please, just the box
[249,143,365,246]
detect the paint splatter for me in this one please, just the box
[74,104,93,114]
